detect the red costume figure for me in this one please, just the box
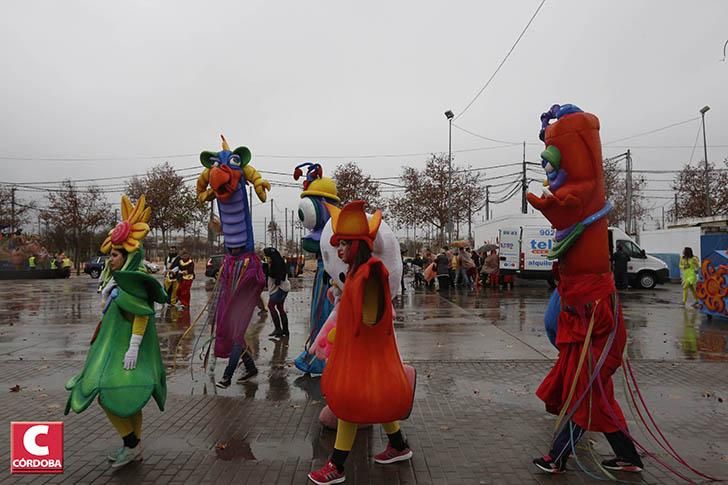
[308,200,414,485]
[528,105,643,474]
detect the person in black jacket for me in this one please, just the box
[263,247,291,338]
[611,244,630,290]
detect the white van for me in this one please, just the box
[498,225,669,289]
[499,226,555,283]
[608,227,669,289]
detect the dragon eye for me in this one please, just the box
[229,155,241,167]
[298,198,319,230]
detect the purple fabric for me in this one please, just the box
[214,251,265,358]
[555,224,576,242]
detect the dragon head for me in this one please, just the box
[199,135,251,202]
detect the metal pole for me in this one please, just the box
[701,108,711,216]
[448,117,453,244]
[625,150,632,234]
[10,186,16,234]
[661,206,665,229]
[486,185,490,221]
[674,193,678,222]
[284,208,288,249]
[249,185,253,216]
[263,217,267,247]
[521,141,527,214]
[270,198,274,247]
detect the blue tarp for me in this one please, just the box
[701,233,728,259]
[651,253,680,281]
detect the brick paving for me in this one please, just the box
[0,359,726,484]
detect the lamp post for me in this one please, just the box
[700,105,710,216]
[444,110,454,244]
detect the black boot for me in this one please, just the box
[236,352,258,382]
[268,309,282,336]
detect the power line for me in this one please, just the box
[452,123,522,145]
[603,117,700,145]
[455,0,547,119]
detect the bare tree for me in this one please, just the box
[332,162,382,209]
[42,180,110,272]
[0,186,35,232]
[126,162,194,247]
[388,154,485,245]
[671,158,728,219]
[603,157,647,227]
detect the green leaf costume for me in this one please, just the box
[65,250,168,418]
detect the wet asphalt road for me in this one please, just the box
[0,271,725,393]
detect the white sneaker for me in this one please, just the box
[110,445,142,468]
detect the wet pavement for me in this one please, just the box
[0,272,727,483]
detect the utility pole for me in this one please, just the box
[270,198,274,247]
[521,141,527,214]
[625,149,633,234]
[700,105,711,216]
[674,193,678,222]
[662,206,665,229]
[263,217,267,247]
[485,185,490,221]
[445,110,455,244]
[467,197,472,243]
[284,208,288,248]
[249,186,253,218]
[10,186,16,234]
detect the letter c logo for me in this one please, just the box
[23,425,49,456]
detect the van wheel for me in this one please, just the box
[637,271,656,289]
[90,269,101,279]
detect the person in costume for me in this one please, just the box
[528,104,643,474]
[292,162,340,375]
[163,246,181,305]
[196,135,271,389]
[65,195,167,468]
[680,247,700,307]
[263,246,291,338]
[177,249,195,308]
[308,200,414,485]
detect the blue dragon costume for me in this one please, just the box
[292,163,339,375]
[196,135,271,362]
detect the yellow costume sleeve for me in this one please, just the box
[132,315,149,336]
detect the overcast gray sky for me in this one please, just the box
[1,0,727,237]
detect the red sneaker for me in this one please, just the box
[308,461,345,485]
[374,443,413,464]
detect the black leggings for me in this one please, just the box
[268,291,288,333]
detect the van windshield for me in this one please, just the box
[617,240,643,258]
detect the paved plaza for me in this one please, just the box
[0,274,726,484]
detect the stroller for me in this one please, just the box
[411,264,425,288]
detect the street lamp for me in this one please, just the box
[700,105,710,216]
[444,110,454,243]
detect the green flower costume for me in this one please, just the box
[64,248,167,417]
[65,194,167,464]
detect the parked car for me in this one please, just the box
[205,255,224,278]
[84,256,107,279]
[143,260,160,273]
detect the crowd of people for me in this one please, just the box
[404,244,510,292]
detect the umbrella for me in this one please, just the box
[478,243,498,253]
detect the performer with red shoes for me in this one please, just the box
[308,200,414,485]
